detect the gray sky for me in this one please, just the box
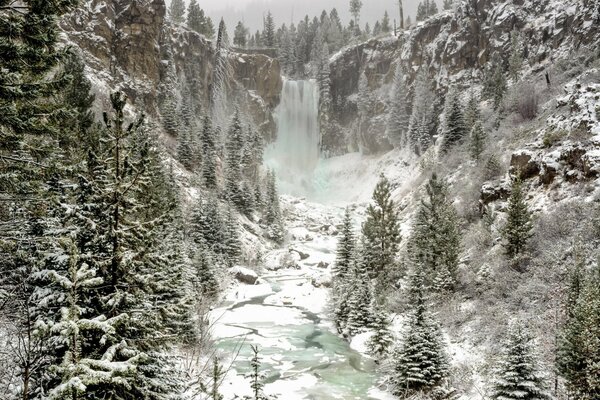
[167,0,420,33]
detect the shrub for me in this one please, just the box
[542,129,567,148]
[516,84,539,120]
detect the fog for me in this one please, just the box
[166,0,421,32]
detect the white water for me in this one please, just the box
[265,79,321,197]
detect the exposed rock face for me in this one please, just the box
[325,0,600,155]
[231,266,259,285]
[61,0,282,138]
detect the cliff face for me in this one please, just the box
[326,0,600,154]
[61,0,282,138]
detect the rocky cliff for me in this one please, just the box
[60,0,282,138]
[326,0,600,154]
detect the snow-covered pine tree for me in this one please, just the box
[200,357,225,400]
[362,174,401,291]
[187,0,205,34]
[442,88,467,152]
[224,111,246,210]
[264,170,285,244]
[263,12,276,47]
[408,173,461,290]
[408,68,435,154]
[345,248,373,336]
[200,116,218,189]
[367,301,394,361]
[373,21,382,36]
[168,0,186,24]
[333,208,356,330]
[177,127,194,170]
[223,207,242,267]
[193,246,220,299]
[242,345,275,400]
[508,30,524,83]
[387,65,411,148]
[392,269,449,396]
[502,177,533,258]
[491,321,550,400]
[492,62,507,111]
[558,262,600,399]
[381,11,391,33]
[469,120,487,162]
[234,21,248,47]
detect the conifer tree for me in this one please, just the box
[469,120,487,162]
[243,346,274,400]
[502,177,533,258]
[392,270,448,396]
[362,175,401,290]
[169,0,186,24]
[346,250,373,335]
[193,247,220,299]
[263,12,276,47]
[224,111,246,210]
[201,116,218,189]
[491,321,549,400]
[177,127,194,169]
[408,173,461,290]
[333,208,356,330]
[264,170,285,244]
[223,207,242,266]
[442,88,467,152]
[492,63,507,111]
[368,302,394,361]
[558,263,600,399]
[234,21,249,47]
[443,0,453,10]
[381,11,392,33]
[187,0,205,34]
[350,0,363,33]
[387,65,411,148]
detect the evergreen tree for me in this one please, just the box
[492,62,507,110]
[187,0,205,34]
[408,173,461,290]
[362,175,401,290]
[224,111,246,210]
[201,116,218,189]
[223,207,242,267]
[558,263,600,399]
[442,88,467,152]
[443,0,453,10]
[263,12,276,47]
[264,170,285,243]
[234,21,248,47]
[61,51,96,145]
[508,30,524,83]
[373,21,382,36]
[333,208,356,330]
[177,127,194,169]
[469,120,487,162]
[502,177,533,258]
[367,302,394,361]
[193,247,220,299]
[349,0,363,33]
[201,357,225,400]
[381,11,392,33]
[491,321,550,400]
[212,19,232,129]
[346,249,373,335]
[169,0,186,24]
[392,270,448,396]
[387,65,411,148]
[242,346,274,400]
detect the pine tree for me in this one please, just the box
[368,302,394,361]
[362,175,401,290]
[387,65,411,148]
[349,0,363,32]
[392,270,448,396]
[242,346,273,400]
[492,62,507,111]
[234,21,248,47]
[177,127,194,169]
[223,207,242,267]
[201,116,218,189]
[469,120,487,162]
[201,357,225,400]
[558,263,600,399]
[264,170,285,243]
[442,88,467,152]
[333,208,356,331]
[381,11,392,33]
[187,0,205,34]
[169,0,186,24]
[491,321,549,400]
[193,247,220,299]
[373,21,382,36]
[263,12,276,47]
[502,177,533,258]
[224,111,246,211]
[346,250,373,336]
[508,30,524,83]
[408,173,461,290]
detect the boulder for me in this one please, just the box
[510,150,541,179]
[317,261,330,269]
[480,179,511,204]
[231,266,259,285]
[311,274,332,288]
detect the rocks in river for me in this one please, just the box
[311,273,332,288]
[231,266,259,285]
[317,261,329,269]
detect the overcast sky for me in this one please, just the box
[166,0,421,33]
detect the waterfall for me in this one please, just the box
[265,79,321,196]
